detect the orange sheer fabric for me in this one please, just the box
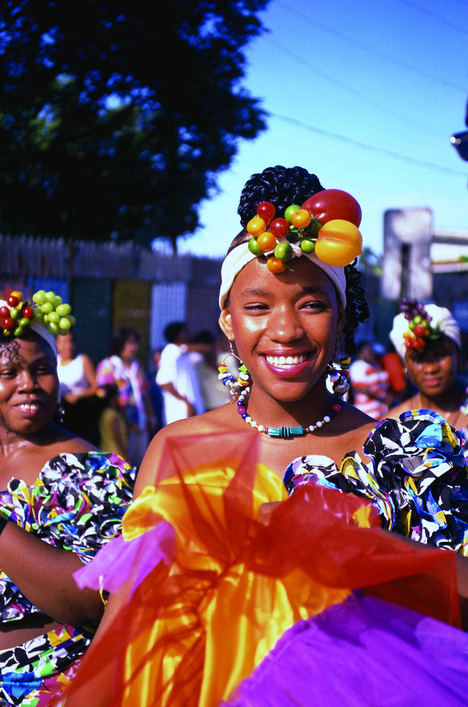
[61,431,460,706]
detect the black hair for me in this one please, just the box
[110,327,140,356]
[356,340,372,355]
[237,165,324,227]
[57,328,76,342]
[0,334,21,363]
[406,333,460,364]
[163,321,186,344]
[192,329,215,344]
[230,165,369,355]
[343,264,370,355]
[0,328,57,363]
[98,382,120,403]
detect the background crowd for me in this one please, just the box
[56,308,468,470]
[55,322,232,467]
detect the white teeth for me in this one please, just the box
[19,403,39,411]
[265,354,308,368]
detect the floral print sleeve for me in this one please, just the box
[283,410,468,555]
[0,451,136,623]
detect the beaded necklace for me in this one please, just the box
[218,359,343,439]
[236,386,342,439]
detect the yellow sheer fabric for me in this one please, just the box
[118,462,351,705]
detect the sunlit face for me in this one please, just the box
[405,336,459,399]
[0,334,59,436]
[219,258,344,404]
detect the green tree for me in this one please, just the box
[0,0,268,248]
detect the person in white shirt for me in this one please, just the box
[56,331,100,444]
[156,322,205,425]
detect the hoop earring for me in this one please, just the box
[327,354,351,397]
[218,343,251,400]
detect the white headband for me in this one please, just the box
[390,304,461,360]
[0,299,58,358]
[219,242,347,310]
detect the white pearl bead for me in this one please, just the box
[323,416,330,423]
[245,416,251,423]
[257,425,265,432]
[316,421,323,428]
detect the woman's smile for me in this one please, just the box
[14,398,45,419]
[261,349,313,378]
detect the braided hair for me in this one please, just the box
[343,261,369,354]
[230,165,369,354]
[0,334,21,363]
[237,165,324,226]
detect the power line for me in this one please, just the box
[271,112,467,177]
[394,0,468,38]
[270,37,447,139]
[276,0,466,94]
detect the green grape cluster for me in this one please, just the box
[32,290,75,335]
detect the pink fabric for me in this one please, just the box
[74,521,175,596]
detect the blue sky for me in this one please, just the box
[173,0,467,258]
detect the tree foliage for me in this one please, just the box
[0,0,268,247]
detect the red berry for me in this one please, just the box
[6,296,19,308]
[22,306,34,319]
[0,306,9,318]
[413,324,426,337]
[3,317,14,329]
[256,201,276,225]
[269,218,290,238]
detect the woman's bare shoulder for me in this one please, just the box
[158,404,236,437]
[334,401,376,433]
[47,426,97,454]
[134,405,237,496]
[326,402,379,461]
[387,399,413,420]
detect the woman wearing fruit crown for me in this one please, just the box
[0,290,135,705]
[387,299,468,445]
[62,166,468,706]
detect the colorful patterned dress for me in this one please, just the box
[60,413,468,705]
[284,409,468,554]
[0,451,135,705]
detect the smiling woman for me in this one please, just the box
[0,295,135,704]
[62,166,468,706]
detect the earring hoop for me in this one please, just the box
[326,354,351,397]
[56,398,66,424]
[219,342,251,400]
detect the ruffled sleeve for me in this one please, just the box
[284,410,468,554]
[0,451,136,622]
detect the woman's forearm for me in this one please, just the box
[0,522,104,626]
